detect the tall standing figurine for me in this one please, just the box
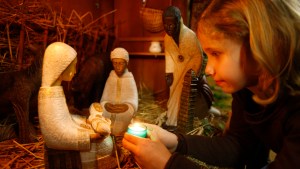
[38,42,115,169]
[163,6,203,127]
[100,47,138,136]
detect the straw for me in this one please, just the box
[111,135,121,169]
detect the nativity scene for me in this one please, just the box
[4,0,296,168]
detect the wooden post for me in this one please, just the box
[18,24,25,69]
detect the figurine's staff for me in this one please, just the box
[111,114,121,169]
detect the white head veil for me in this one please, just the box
[41,42,77,87]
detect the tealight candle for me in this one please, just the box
[127,123,147,138]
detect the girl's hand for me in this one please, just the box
[143,123,178,152]
[122,133,172,169]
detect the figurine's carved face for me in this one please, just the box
[163,16,180,38]
[61,58,77,82]
[112,58,127,77]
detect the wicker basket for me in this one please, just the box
[140,7,164,33]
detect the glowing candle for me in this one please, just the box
[127,123,147,138]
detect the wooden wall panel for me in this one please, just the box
[128,56,167,95]
[114,0,170,94]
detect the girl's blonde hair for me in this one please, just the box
[198,0,300,105]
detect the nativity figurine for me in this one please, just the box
[100,47,138,136]
[161,6,219,130]
[38,42,117,169]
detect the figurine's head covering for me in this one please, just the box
[163,6,181,21]
[41,42,77,87]
[110,47,129,63]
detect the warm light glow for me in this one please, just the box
[127,123,147,138]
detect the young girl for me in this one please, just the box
[122,0,300,168]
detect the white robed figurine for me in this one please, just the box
[100,47,138,136]
[38,42,115,168]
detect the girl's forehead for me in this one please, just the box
[198,31,244,53]
[197,18,222,35]
[198,25,243,45]
[197,19,245,43]
[198,24,224,39]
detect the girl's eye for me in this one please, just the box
[210,51,220,57]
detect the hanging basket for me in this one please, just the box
[139,7,164,33]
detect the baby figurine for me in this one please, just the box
[88,102,111,136]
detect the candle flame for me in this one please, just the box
[129,123,147,131]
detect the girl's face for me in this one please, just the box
[61,58,77,82]
[112,58,127,77]
[198,31,248,94]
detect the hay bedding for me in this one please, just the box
[0,136,44,169]
[0,135,145,169]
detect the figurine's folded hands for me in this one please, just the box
[122,132,172,169]
[104,103,129,113]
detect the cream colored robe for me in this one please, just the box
[38,86,92,150]
[38,86,114,168]
[164,21,203,126]
[100,70,138,136]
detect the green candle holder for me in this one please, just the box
[127,123,147,138]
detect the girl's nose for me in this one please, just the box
[205,60,214,76]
